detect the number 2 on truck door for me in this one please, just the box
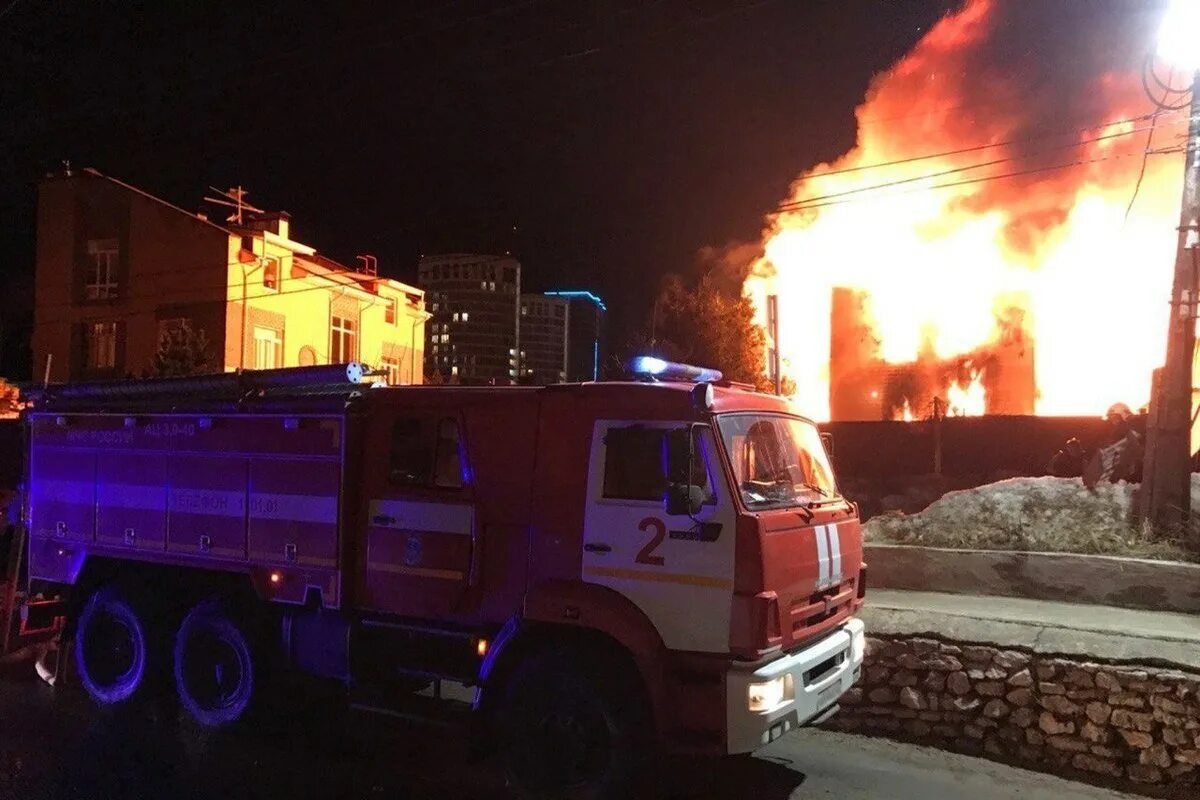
[580,420,738,653]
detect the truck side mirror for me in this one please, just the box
[664,483,706,517]
[663,426,705,516]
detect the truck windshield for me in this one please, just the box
[716,413,837,510]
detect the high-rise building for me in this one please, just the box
[519,294,568,384]
[418,254,520,383]
[518,290,606,384]
[548,291,605,383]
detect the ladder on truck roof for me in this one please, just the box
[24,362,381,410]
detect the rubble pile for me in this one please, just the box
[865,476,1199,559]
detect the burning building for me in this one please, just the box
[744,0,1187,421]
[829,286,1035,420]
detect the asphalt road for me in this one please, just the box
[0,671,1134,800]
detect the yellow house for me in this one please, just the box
[33,167,426,384]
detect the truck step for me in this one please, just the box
[348,679,474,728]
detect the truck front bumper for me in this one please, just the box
[725,617,864,754]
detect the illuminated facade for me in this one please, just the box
[32,167,426,383]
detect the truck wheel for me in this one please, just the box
[173,600,260,727]
[499,648,648,800]
[74,584,159,706]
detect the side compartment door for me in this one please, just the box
[581,420,737,653]
[358,411,475,618]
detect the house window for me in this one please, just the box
[253,326,282,369]
[461,312,469,322]
[85,321,118,370]
[385,297,397,325]
[382,355,402,385]
[85,239,119,300]
[330,315,357,362]
[262,257,280,292]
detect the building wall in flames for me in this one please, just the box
[829,287,1034,421]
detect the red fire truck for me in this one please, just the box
[3,359,865,798]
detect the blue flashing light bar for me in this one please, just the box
[628,356,723,383]
[543,290,607,311]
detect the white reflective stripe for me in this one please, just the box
[98,483,165,511]
[169,488,246,518]
[32,479,93,504]
[814,524,830,588]
[827,523,843,585]
[250,492,338,525]
[369,499,473,535]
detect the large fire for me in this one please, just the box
[744,0,1187,421]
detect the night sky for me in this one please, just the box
[0,0,957,378]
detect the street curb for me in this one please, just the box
[865,544,1200,614]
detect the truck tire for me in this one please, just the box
[74,584,161,707]
[173,599,261,727]
[499,648,649,800]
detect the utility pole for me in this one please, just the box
[1141,71,1200,532]
[931,396,944,476]
[767,294,781,394]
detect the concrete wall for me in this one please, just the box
[829,636,1200,795]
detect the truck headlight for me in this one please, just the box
[747,675,793,712]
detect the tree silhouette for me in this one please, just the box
[147,320,214,378]
[639,272,774,391]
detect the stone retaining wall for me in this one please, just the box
[825,636,1200,796]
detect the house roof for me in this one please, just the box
[71,167,423,300]
[79,167,236,237]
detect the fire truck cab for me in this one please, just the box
[9,361,865,798]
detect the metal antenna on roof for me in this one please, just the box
[355,255,378,276]
[202,186,265,226]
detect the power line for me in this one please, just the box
[1124,111,1162,226]
[0,0,23,24]
[775,116,1186,212]
[29,255,418,328]
[779,107,1188,187]
[772,146,1184,215]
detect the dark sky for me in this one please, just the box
[0,0,957,378]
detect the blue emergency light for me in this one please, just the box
[628,357,723,383]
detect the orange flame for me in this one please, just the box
[744,0,1186,421]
